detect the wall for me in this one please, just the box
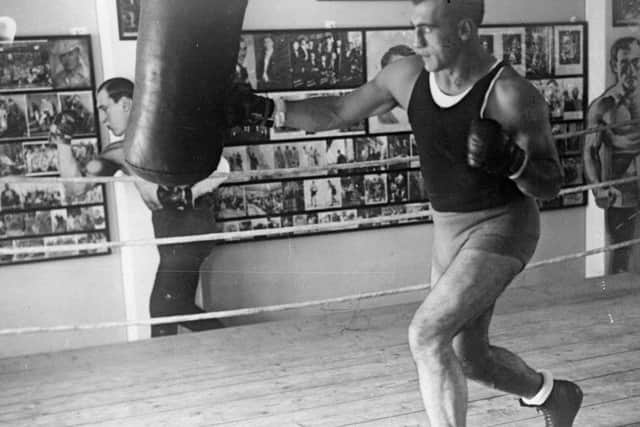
[1,0,589,357]
[0,0,127,358]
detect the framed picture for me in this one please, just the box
[525,26,553,78]
[554,25,583,75]
[116,0,140,40]
[365,29,413,133]
[0,40,52,92]
[49,38,94,89]
[478,27,526,75]
[613,0,640,26]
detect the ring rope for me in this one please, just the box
[0,117,637,186]
[1,236,639,336]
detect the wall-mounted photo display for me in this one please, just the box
[365,29,414,134]
[554,25,584,76]
[0,35,107,266]
[531,77,584,121]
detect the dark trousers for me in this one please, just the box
[149,208,224,337]
[605,207,640,275]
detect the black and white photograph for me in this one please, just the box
[365,29,414,133]
[254,32,292,91]
[23,210,53,236]
[387,134,412,159]
[44,235,78,258]
[0,94,28,139]
[303,177,342,210]
[525,26,553,77]
[245,182,284,216]
[387,171,409,203]
[223,146,249,172]
[561,156,585,186]
[76,232,109,255]
[555,25,583,75]
[65,184,104,205]
[297,140,328,169]
[532,77,584,121]
[50,208,68,233]
[408,169,427,202]
[353,136,388,163]
[49,38,92,89]
[235,34,258,88]
[116,0,140,40]
[2,212,26,237]
[21,183,65,209]
[14,237,45,261]
[0,40,52,92]
[289,30,364,90]
[326,138,355,165]
[59,91,96,134]
[282,180,305,212]
[26,92,59,137]
[216,185,247,219]
[70,138,99,174]
[0,142,26,176]
[363,173,388,205]
[340,175,365,207]
[64,206,105,232]
[479,34,494,55]
[0,240,13,263]
[22,141,58,176]
[0,182,22,210]
[245,144,275,171]
[478,27,526,75]
[613,0,640,26]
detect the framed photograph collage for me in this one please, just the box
[217,22,588,241]
[0,35,109,266]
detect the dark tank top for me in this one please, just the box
[407,62,524,212]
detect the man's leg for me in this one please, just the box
[453,306,543,397]
[408,248,528,427]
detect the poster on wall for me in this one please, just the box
[116,0,140,40]
[478,27,526,75]
[554,25,584,76]
[365,29,414,134]
[582,33,640,275]
[613,0,640,27]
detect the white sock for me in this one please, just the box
[521,370,554,406]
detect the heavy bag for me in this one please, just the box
[124,0,248,186]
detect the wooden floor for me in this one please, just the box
[1,273,640,427]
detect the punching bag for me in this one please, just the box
[124,0,248,186]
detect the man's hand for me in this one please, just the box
[224,83,275,128]
[467,118,528,179]
[593,186,621,209]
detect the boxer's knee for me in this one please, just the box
[408,311,450,360]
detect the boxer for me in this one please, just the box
[228,1,581,425]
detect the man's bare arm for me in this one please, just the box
[283,56,422,132]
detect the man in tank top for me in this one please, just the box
[228,1,581,425]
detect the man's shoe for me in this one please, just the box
[521,380,583,427]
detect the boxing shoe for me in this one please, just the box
[521,380,583,427]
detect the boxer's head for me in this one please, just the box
[96,77,134,137]
[610,37,640,93]
[410,0,484,72]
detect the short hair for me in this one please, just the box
[411,0,485,27]
[610,36,640,70]
[97,77,134,102]
[380,44,416,68]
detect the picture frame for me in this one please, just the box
[612,0,640,27]
[116,0,140,40]
[554,25,584,76]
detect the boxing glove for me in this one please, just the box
[50,110,79,143]
[467,118,528,179]
[224,82,276,128]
